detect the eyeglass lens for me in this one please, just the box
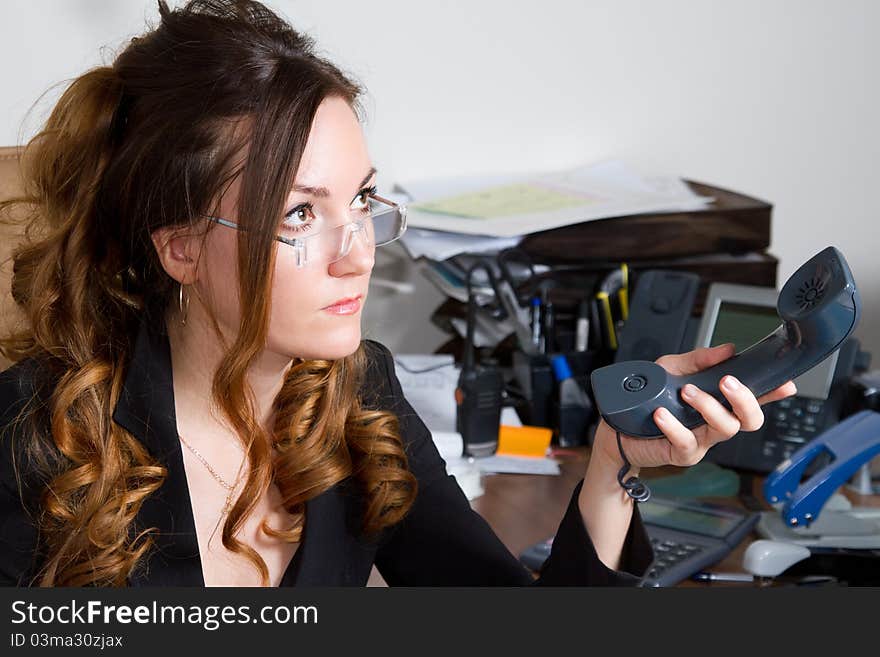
[295,204,403,266]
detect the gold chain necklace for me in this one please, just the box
[178,433,245,516]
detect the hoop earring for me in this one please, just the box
[179,283,190,326]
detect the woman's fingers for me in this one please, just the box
[656,343,735,376]
[652,407,701,466]
[679,380,746,438]
[718,375,765,432]
[650,378,794,465]
[757,380,798,405]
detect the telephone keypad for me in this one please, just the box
[764,396,832,469]
[645,537,708,582]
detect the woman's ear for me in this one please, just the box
[150,225,203,285]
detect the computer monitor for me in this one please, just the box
[694,282,839,400]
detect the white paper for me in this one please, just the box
[395,159,714,238]
[399,227,523,261]
[391,354,459,433]
[475,454,561,476]
[446,457,485,500]
[500,406,522,427]
[430,430,465,460]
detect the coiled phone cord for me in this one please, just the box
[616,431,651,503]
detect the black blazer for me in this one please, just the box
[0,313,653,586]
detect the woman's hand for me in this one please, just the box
[578,342,797,571]
[590,343,799,474]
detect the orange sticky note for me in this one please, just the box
[496,424,553,458]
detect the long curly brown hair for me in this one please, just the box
[0,0,416,586]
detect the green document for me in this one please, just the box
[413,183,595,219]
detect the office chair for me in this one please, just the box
[0,145,27,371]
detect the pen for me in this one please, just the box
[575,299,590,352]
[542,298,555,354]
[691,572,756,583]
[530,296,542,351]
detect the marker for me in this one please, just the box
[530,296,542,351]
[575,300,590,352]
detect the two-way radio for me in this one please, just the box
[455,262,505,457]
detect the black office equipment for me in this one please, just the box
[412,180,789,446]
[455,262,505,457]
[511,351,556,427]
[519,497,760,587]
[511,348,597,430]
[613,269,701,363]
[844,369,880,416]
[590,246,861,439]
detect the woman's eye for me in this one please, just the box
[282,204,315,232]
[352,192,369,210]
[351,186,376,213]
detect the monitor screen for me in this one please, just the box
[704,296,837,400]
[709,301,781,351]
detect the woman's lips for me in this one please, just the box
[323,295,362,315]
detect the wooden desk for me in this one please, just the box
[470,446,880,586]
[365,446,880,586]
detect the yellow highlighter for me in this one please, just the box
[618,263,629,321]
[595,291,618,350]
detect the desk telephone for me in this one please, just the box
[592,247,868,474]
[520,496,760,587]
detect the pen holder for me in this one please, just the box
[550,352,597,447]
[555,394,593,447]
[512,350,555,427]
[512,348,601,435]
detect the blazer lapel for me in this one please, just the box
[287,481,376,586]
[112,313,204,586]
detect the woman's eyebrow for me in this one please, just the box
[291,167,377,198]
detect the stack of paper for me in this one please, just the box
[394,159,714,261]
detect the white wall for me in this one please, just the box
[2,0,877,359]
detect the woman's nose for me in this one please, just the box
[329,224,374,277]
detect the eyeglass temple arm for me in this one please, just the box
[369,192,399,208]
[368,192,407,238]
[205,216,245,232]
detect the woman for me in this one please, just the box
[0,0,795,587]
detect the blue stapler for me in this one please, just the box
[763,410,880,527]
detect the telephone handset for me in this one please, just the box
[590,246,862,439]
